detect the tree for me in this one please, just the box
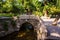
[42,0,49,17]
[2,0,13,13]
[0,0,4,12]
[56,0,60,8]
[0,0,44,16]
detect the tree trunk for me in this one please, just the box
[44,10,48,17]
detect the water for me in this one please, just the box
[0,22,37,40]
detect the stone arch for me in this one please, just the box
[19,22,34,31]
[16,19,40,31]
[20,21,34,27]
[17,22,37,40]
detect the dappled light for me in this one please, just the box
[0,0,60,40]
[51,33,60,37]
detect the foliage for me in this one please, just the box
[33,11,42,16]
[0,13,14,17]
[47,5,60,18]
[49,5,60,15]
[0,0,60,16]
[56,0,60,8]
[42,0,60,16]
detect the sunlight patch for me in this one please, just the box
[51,33,60,37]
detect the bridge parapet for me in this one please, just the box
[19,15,39,20]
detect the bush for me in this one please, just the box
[48,5,60,17]
[33,11,43,16]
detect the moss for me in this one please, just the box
[0,13,14,17]
[11,20,16,27]
[3,22,8,31]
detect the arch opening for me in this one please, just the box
[17,22,37,40]
[20,22,34,31]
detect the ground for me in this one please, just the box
[41,18,60,39]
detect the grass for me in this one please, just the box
[0,13,14,17]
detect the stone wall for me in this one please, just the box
[0,17,15,37]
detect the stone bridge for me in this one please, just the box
[15,15,40,31]
[15,15,47,40]
[0,15,47,40]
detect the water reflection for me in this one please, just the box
[0,22,37,40]
[16,22,37,40]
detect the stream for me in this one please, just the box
[0,22,37,40]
